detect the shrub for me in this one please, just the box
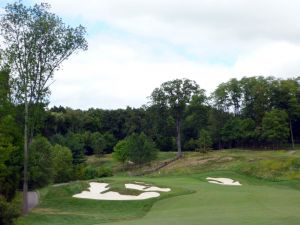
[0,196,19,225]
[83,166,113,179]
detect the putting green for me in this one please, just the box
[18,173,300,225]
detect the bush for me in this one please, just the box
[0,196,19,225]
[52,144,73,183]
[113,133,158,166]
[83,166,113,180]
[113,139,129,163]
[29,136,54,189]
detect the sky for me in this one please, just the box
[1,0,300,109]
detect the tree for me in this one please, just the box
[113,139,130,164]
[270,79,300,149]
[64,132,85,165]
[90,132,105,156]
[197,129,212,152]
[113,133,158,166]
[28,136,54,189]
[261,109,289,148]
[52,145,73,183]
[150,79,201,156]
[0,2,87,214]
[127,133,158,165]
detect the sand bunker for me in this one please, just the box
[206,177,242,186]
[73,182,170,201]
[126,183,171,192]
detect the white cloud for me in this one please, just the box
[10,0,300,109]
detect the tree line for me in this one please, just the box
[38,76,300,154]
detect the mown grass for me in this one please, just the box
[106,172,300,225]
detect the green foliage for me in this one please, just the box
[197,129,212,152]
[127,133,158,165]
[151,79,203,155]
[64,132,86,165]
[83,166,113,180]
[0,196,19,225]
[261,109,289,146]
[113,140,130,163]
[29,137,54,189]
[0,115,22,201]
[102,132,117,153]
[113,133,158,165]
[52,145,73,183]
[184,138,198,151]
[90,132,106,156]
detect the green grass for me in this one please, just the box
[17,149,300,225]
[106,173,300,225]
[17,178,190,225]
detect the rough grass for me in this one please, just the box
[154,149,300,181]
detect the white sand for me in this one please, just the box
[88,182,110,193]
[125,183,171,192]
[206,177,242,186]
[125,183,146,191]
[73,190,160,200]
[73,182,170,200]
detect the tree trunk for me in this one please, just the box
[289,118,295,149]
[176,117,182,157]
[22,100,29,215]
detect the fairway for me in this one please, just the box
[18,172,300,225]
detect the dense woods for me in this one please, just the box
[37,76,300,152]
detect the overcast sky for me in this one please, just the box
[1,0,300,109]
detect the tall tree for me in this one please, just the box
[0,2,87,214]
[270,79,300,149]
[150,79,201,156]
[261,109,289,148]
